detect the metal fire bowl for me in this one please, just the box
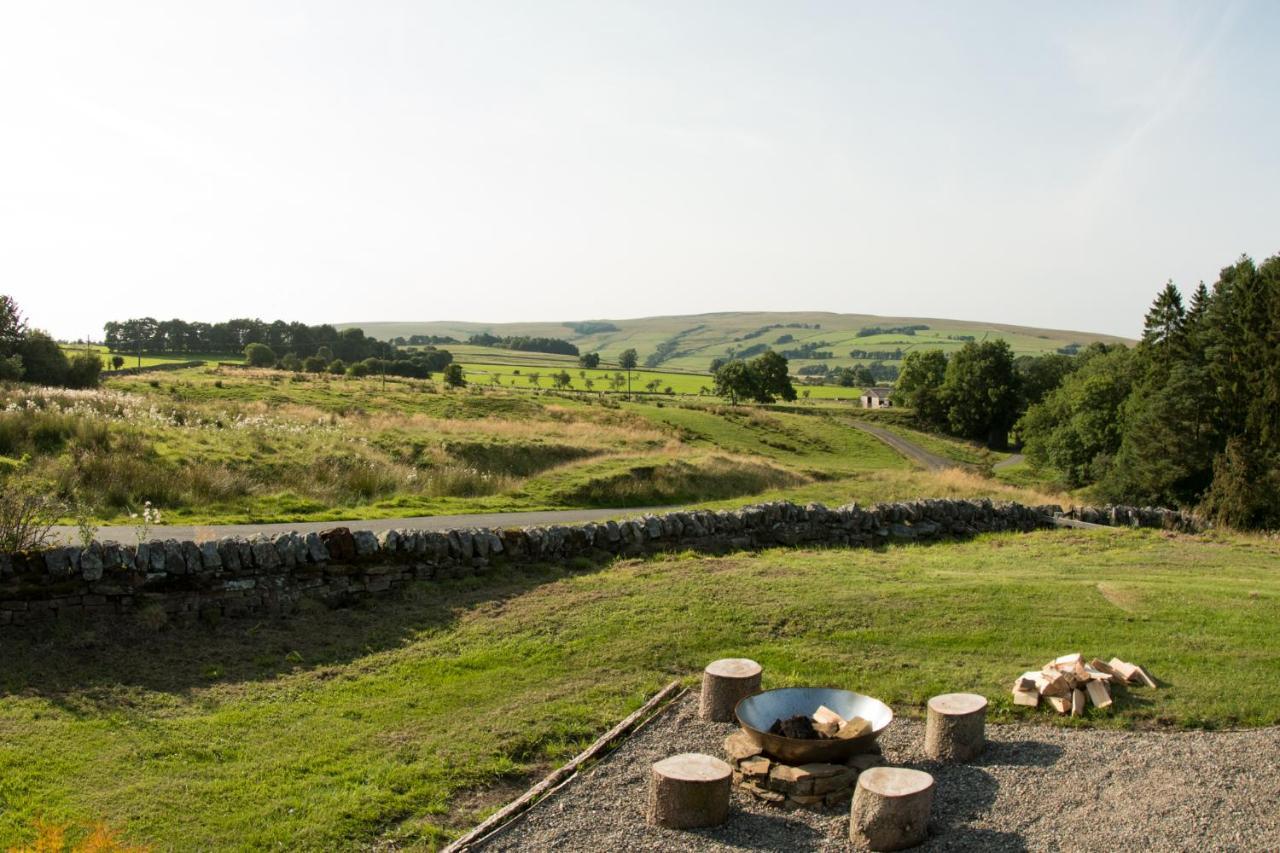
[735,687,893,765]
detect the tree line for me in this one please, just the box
[0,296,102,388]
[465,333,579,356]
[891,341,1079,450]
[104,317,393,363]
[1019,253,1280,528]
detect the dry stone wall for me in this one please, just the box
[0,499,1201,628]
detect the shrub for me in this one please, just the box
[18,332,69,385]
[66,352,103,388]
[443,364,466,387]
[0,472,64,551]
[244,343,275,367]
[327,359,346,375]
[303,355,327,373]
[279,353,302,372]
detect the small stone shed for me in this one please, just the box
[859,387,893,409]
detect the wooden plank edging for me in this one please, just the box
[442,679,685,852]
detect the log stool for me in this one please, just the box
[924,692,988,761]
[699,658,762,722]
[849,767,935,851]
[647,753,732,829]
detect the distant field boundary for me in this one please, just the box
[104,360,207,376]
[1,500,1200,629]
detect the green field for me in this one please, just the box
[2,527,1276,849]
[60,343,244,370]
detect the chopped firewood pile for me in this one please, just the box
[1011,653,1156,716]
[768,705,873,740]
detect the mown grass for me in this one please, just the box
[1,528,1276,849]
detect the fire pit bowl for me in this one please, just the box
[735,687,893,764]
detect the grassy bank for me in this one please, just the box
[0,366,1076,526]
[1,527,1276,849]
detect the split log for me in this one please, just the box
[849,767,935,851]
[924,693,987,761]
[1085,679,1112,709]
[1071,688,1086,717]
[647,753,732,829]
[699,658,762,722]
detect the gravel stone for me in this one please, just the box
[475,693,1280,851]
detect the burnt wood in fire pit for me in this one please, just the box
[736,687,893,765]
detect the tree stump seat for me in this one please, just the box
[849,766,935,851]
[924,692,987,762]
[699,658,762,722]
[647,753,732,829]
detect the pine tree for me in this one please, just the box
[1142,281,1186,347]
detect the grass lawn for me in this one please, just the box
[2,527,1276,849]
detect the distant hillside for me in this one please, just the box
[337,311,1132,375]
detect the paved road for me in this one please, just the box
[848,420,967,472]
[49,506,673,547]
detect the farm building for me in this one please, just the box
[860,387,893,408]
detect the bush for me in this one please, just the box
[0,472,64,551]
[327,359,346,375]
[0,354,22,381]
[18,332,69,385]
[244,342,275,367]
[279,353,302,372]
[66,352,103,388]
[442,364,466,387]
[303,355,327,373]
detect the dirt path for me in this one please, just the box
[476,692,1280,851]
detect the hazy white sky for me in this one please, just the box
[2,1,1277,340]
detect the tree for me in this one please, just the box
[111,354,125,371]
[1017,346,1136,487]
[527,371,541,386]
[244,342,275,367]
[940,340,1021,447]
[328,359,347,375]
[619,348,638,397]
[645,379,661,393]
[712,351,796,404]
[16,332,70,386]
[1015,353,1078,410]
[1142,280,1186,348]
[552,370,572,389]
[303,355,327,373]
[749,351,797,403]
[0,295,27,357]
[443,363,466,387]
[578,352,600,369]
[713,360,756,404]
[280,353,302,372]
[892,349,948,428]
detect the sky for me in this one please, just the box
[2,1,1278,341]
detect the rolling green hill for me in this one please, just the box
[341,311,1131,376]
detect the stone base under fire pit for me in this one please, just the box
[724,731,884,809]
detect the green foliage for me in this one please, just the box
[442,363,466,387]
[940,340,1021,447]
[1018,346,1136,487]
[0,354,23,382]
[279,353,302,372]
[66,352,103,389]
[243,343,275,367]
[892,349,947,426]
[0,295,27,358]
[578,352,600,369]
[303,355,327,373]
[1020,252,1280,527]
[327,359,346,375]
[711,352,796,405]
[19,332,71,386]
